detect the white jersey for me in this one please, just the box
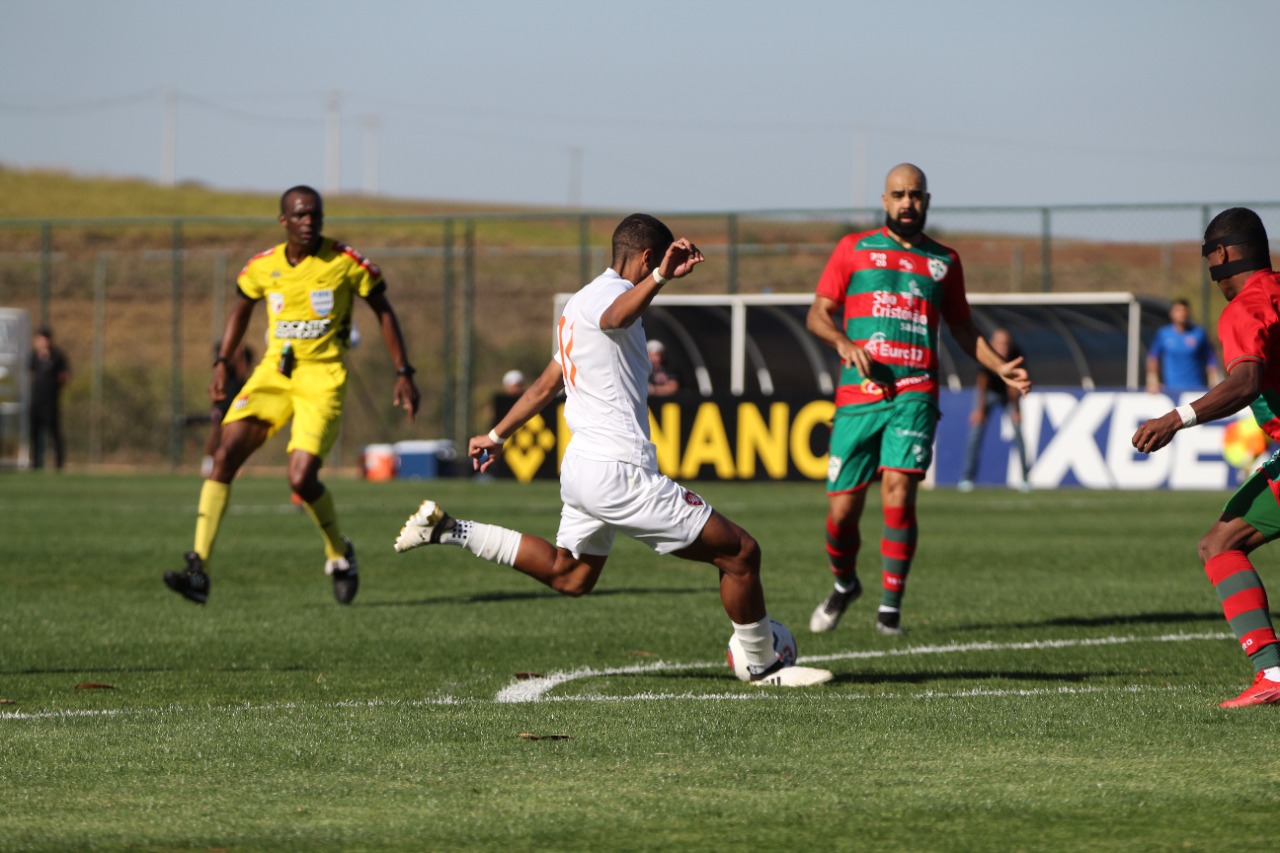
[554,268,657,469]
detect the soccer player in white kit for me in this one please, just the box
[395,214,831,686]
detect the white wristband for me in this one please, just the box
[488,428,506,445]
[652,269,669,285]
[1175,404,1197,428]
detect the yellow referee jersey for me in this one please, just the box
[237,236,385,363]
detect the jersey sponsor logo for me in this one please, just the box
[682,490,705,507]
[310,289,334,316]
[864,331,926,365]
[898,257,915,272]
[275,318,332,339]
[928,258,949,281]
[870,291,930,326]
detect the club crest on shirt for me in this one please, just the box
[310,289,334,316]
[683,490,704,507]
[928,259,949,281]
[267,292,285,315]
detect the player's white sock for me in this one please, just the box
[440,519,522,567]
[878,605,900,615]
[835,578,859,595]
[732,618,775,674]
[1264,666,1280,682]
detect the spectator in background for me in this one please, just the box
[28,327,69,470]
[647,339,680,396]
[958,328,1031,493]
[1147,299,1221,395]
[201,342,254,478]
[502,369,527,395]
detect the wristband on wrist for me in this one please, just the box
[652,269,669,285]
[395,365,416,377]
[488,428,506,445]
[212,356,229,368]
[1175,404,1197,428]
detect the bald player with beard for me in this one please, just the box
[806,163,1031,637]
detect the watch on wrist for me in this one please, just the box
[395,365,416,377]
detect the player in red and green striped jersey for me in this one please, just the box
[807,163,1031,636]
[1133,206,1280,708]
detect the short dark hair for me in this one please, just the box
[1204,207,1269,255]
[611,213,674,267]
[1171,298,1190,309]
[280,185,322,214]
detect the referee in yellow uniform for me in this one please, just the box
[165,185,420,605]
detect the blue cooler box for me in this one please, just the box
[394,440,456,479]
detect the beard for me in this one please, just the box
[884,209,926,239]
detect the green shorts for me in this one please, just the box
[826,396,939,494]
[1224,450,1280,541]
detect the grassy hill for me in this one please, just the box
[0,165,522,220]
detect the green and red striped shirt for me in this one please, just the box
[816,227,971,409]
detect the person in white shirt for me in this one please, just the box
[394,213,830,686]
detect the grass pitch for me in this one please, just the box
[2,473,1278,852]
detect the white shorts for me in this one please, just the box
[557,451,714,557]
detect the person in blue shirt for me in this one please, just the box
[1146,299,1221,395]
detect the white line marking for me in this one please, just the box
[525,683,1192,703]
[1,633,1233,720]
[494,631,1231,703]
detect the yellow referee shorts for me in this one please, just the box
[223,359,348,458]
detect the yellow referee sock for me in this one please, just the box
[302,486,346,560]
[193,480,231,564]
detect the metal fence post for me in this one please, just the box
[170,219,184,468]
[91,254,107,465]
[442,218,455,445]
[578,214,591,286]
[727,213,739,294]
[457,220,476,444]
[39,222,51,328]
[1200,204,1212,328]
[1039,207,1052,293]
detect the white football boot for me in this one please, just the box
[394,500,451,552]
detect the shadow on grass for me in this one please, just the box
[359,585,709,608]
[955,610,1229,631]
[598,667,1116,687]
[829,668,1111,686]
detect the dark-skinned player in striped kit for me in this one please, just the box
[1133,206,1280,708]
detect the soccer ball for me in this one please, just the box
[1223,417,1268,470]
[726,618,798,682]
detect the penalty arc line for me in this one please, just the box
[0,632,1233,720]
[494,631,1232,703]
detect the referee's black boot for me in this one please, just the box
[327,536,359,605]
[163,552,210,604]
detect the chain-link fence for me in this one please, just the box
[2,202,1277,470]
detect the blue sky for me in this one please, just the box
[3,0,1278,212]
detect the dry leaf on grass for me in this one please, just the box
[75,683,115,690]
[518,733,570,741]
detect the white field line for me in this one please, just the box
[1,632,1231,720]
[494,631,1231,703]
